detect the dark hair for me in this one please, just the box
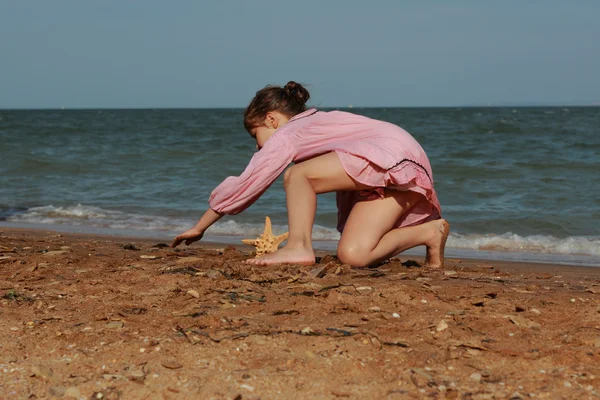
[244,81,310,132]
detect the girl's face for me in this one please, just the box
[249,111,290,150]
[250,125,276,150]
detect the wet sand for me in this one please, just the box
[1,228,599,399]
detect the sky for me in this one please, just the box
[0,1,599,108]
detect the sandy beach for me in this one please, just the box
[1,227,599,399]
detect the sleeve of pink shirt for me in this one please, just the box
[208,134,295,215]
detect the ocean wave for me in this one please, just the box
[448,232,600,257]
[4,204,599,257]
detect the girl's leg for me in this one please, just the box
[246,152,370,265]
[336,190,450,268]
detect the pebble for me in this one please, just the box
[368,306,381,313]
[301,327,314,335]
[31,365,53,379]
[469,372,482,382]
[529,308,542,315]
[309,266,327,278]
[436,320,449,332]
[356,286,373,293]
[49,386,66,397]
[65,387,81,398]
[140,255,159,259]
[129,369,145,381]
[240,384,255,392]
[43,250,67,257]
[392,313,400,318]
[105,321,124,329]
[444,271,457,276]
[161,359,183,369]
[176,256,203,264]
[187,289,200,299]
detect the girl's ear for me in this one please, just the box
[265,112,278,129]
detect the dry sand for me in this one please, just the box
[1,228,600,399]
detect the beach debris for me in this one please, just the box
[105,321,124,329]
[175,256,203,264]
[506,315,540,329]
[436,319,449,332]
[300,327,314,335]
[43,250,67,257]
[49,386,66,397]
[470,372,482,382]
[309,266,328,278]
[241,216,289,257]
[161,359,183,369]
[31,365,54,380]
[64,387,81,398]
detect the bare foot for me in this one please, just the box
[424,219,450,269]
[245,246,315,266]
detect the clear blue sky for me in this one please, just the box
[1,1,598,108]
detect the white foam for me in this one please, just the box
[448,232,600,257]
[6,205,600,258]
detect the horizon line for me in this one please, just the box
[1,104,599,111]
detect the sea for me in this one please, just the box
[1,107,599,266]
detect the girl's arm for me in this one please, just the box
[171,134,295,248]
[171,208,222,248]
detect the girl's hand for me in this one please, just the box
[171,228,204,248]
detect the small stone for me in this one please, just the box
[122,244,139,251]
[301,327,314,335]
[507,315,540,329]
[470,372,482,382]
[161,359,183,369]
[31,365,53,379]
[529,308,542,315]
[515,305,527,312]
[43,250,67,257]
[64,387,81,398]
[444,271,457,276]
[49,386,66,397]
[129,369,145,381]
[564,381,572,388]
[334,266,342,275]
[186,289,200,298]
[392,313,400,318]
[436,319,449,332]
[309,266,327,278]
[176,256,203,264]
[140,255,159,259]
[240,384,255,392]
[105,321,124,329]
[356,286,373,293]
[368,306,381,313]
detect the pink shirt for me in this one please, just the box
[209,108,436,215]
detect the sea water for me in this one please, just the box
[1,107,598,266]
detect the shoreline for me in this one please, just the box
[2,222,599,268]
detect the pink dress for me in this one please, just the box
[209,108,441,233]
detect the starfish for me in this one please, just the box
[242,216,289,258]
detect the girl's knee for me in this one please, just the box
[283,166,297,188]
[337,243,370,268]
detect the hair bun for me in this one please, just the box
[284,81,310,106]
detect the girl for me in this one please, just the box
[172,81,449,268]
